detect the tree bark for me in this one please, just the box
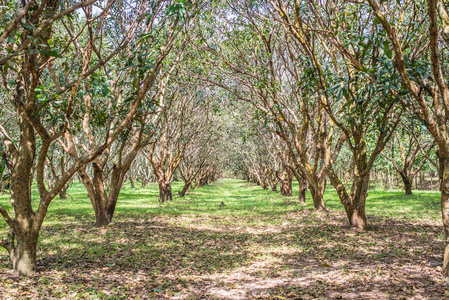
[400,172,413,195]
[345,176,368,230]
[327,166,368,230]
[179,182,190,197]
[95,205,111,227]
[309,182,326,210]
[8,230,39,276]
[271,181,278,192]
[280,180,292,196]
[58,184,68,199]
[298,177,307,203]
[440,158,449,276]
[277,168,293,197]
[77,162,125,227]
[158,181,173,202]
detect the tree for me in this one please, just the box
[365,0,449,275]
[382,123,435,195]
[0,0,195,275]
[59,1,196,225]
[144,84,213,202]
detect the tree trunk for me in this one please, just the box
[439,158,449,276]
[277,169,293,197]
[8,231,39,276]
[309,182,326,210]
[5,112,39,275]
[179,182,190,197]
[59,184,68,199]
[130,176,135,188]
[141,177,149,187]
[77,163,124,227]
[261,179,269,190]
[95,205,111,227]
[327,166,368,230]
[400,172,413,195]
[271,181,278,192]
[158,182,173,202]
[280,179,293,196]
[298,178,307,204]
[345,175,369,230]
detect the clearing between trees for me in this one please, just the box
[0,179,447,299]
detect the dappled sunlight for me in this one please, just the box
[0,179,448,298]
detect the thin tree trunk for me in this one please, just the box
[298,177,307,203]
[179,182,190,197]
[439,157,449,276]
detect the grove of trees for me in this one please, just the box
[1,0,449,279]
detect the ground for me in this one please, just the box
[0,179,448,299]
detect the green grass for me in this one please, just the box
[0,179,441,226]
[0,179,447,299]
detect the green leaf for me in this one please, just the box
[382,41,393,59]
[39,49,62,58]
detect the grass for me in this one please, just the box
[0,179,447,299]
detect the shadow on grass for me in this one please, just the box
[1,210,447,299]
[0,179,446,299]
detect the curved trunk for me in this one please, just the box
[260,179,269,190]
[327,166,368,230]
[179,182,190,197]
